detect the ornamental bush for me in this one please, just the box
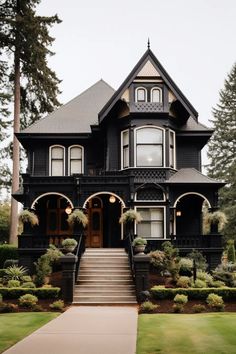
[49,300,64,311]
[140,301,159,313]
[7,280,20,288]
[173,294,188,305]
[19,294,38,308]
[5,265,27,281]
[172,303,184,313]
[192,304,206,313]
[176,276,191,288]
[21,282,36,288]
[0,245,18,268]
[206,293,225,311]
[193,279,207,288]
[197,271,213,285]
[0,287,60,299]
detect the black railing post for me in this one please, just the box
[60,254,78,303]
[134,253,150,302]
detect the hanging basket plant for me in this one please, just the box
[119,209,142,224]
[19,209,39,227]
[203,210,227,234]
[67,209,88,228]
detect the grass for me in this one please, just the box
[0,312,59,353]
[137,313,236,354]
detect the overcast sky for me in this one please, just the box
[38,0,236,128]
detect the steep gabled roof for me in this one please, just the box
[168,168,224,184]
[99,49,198,122]
[20,80,115,134]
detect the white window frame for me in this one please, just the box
[134,125,166,168]
[121,129,129,169]
[134,205,166,239]
[68,145,84,175]
[49,145,65,176]
[135,87,147,103]
[169,129,176,169]
[151,87,162,103]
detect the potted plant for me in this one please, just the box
[61,238,78,253]
[19,209,39,230]
[132,237,147,254]
[67,209,88,228]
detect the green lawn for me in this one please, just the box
[0,312,59,353]
[137,313,236,354]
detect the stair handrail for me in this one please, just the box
[124,232,135,278]
[74,233,85,282]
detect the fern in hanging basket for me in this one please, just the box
[119,209,142,224]
[19,209,39,227]
[67,209,88,228]
[203,210,227,234]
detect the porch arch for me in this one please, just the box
[83,192,126,209]
[31,192,74,210]
[173,192,211,208]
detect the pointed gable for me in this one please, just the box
[99,49,198,122]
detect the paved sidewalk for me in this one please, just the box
[3,306,138,354]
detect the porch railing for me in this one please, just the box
[172,233,222,249]
[18,234,80,249]
[124,233,135,278]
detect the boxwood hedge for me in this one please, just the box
[151,287,236,301]
[0,287,60,299]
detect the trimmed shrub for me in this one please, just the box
[212,271,235,287]
[176,276,191,288]
[21,282,36,288]
[140,301,159,313]
[0,245,18,268]
[193,279,207,288]
[192,304,206,313]
[0,302,18,313]
[206,293,225,311]
[187,249,208,271]
[173,294,188,305]
[150,286,236,301]
[149,250,166,273]
[22,275,32,282]
[197,271,213,285]
[172,303,184,313]
[32,304,44,312]
[19,294,38,308]
[49,300,64,311]
[7,280,20,288]
[34,255,52,287]
[0,287,60,299]
[209,280,226,288]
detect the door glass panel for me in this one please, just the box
[60,211,69,231]
[48,211,57,231]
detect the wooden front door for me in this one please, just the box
[46,197,72,236]
[86,197,103,247]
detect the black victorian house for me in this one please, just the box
[15,48,224,271]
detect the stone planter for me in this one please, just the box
[134,245,146,254]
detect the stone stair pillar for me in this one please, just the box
[134,253,150,302]
[60,254,78,303]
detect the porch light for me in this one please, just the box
[176,210,182,217]
[109,195,116,203]
[65,206,72,215]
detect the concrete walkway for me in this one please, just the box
[3,306,138,354]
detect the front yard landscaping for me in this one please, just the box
[137,313,236,354]
[0,312,59,353]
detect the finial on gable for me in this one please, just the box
[147,38,150,49]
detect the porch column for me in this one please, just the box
[60,254,78,303]
[134,253,150,302]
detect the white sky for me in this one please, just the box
[38,0,236,128]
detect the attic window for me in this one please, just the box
[151,87,162,103]
[135,87,147,102]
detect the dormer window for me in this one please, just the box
[69,145,84,175]
[50,145,65,176]
[151,87,162,103]
[135,87,147,102]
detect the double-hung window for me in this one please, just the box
[136,207,164,238]
[169,130,175,168]
[69,145,83,174]
[121,130,129,169]
[50,145,65,176]
[136,127,164,167]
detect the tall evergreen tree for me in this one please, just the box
[0,0,61,243]
[207,62,236,240]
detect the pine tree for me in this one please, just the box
[0,0,61,243]
[207,63,236,240]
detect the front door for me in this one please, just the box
[86,197,103,247]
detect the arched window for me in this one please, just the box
[135,87,147,102]
[135,126,164,167]
[151,87,162,103]
[49,145,65,176]
[68,145,83,175]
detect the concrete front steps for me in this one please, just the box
[73,248,137,305]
